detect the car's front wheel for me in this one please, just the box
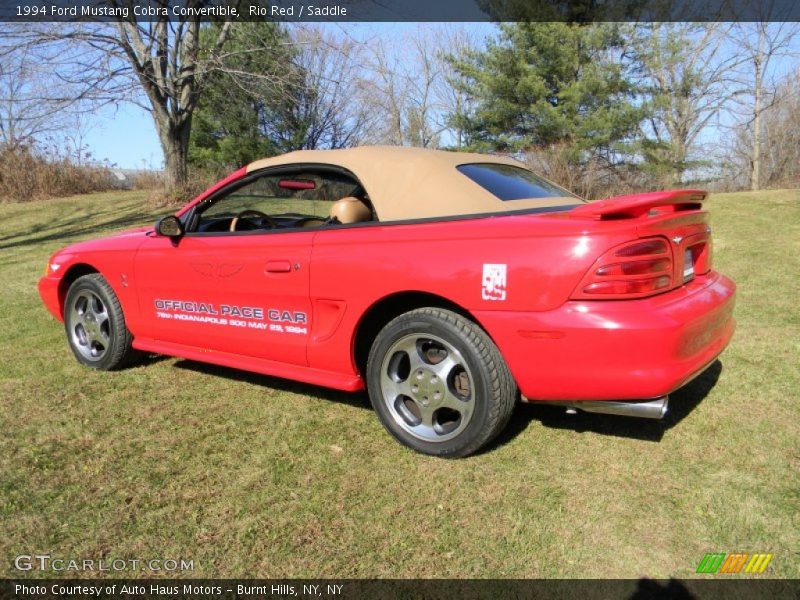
[64,273,140,370]
[366,307,517,457]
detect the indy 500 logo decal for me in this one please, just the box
[482,264,507,301]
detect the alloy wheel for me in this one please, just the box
[68,291,111,361]
[379,333,475,443]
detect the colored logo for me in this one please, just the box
[696,553,773,574]
[482,264,507,301]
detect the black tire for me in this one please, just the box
[366,307,517,457]
[63,273,141,370]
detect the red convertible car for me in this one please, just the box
[39,147,736,457]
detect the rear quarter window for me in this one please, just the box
[457,163,575,200]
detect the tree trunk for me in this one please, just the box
[671,143,687,187]
[155,115,192,192]
[751,28,765,192]
[162,136,188,191]
[751,79,761,191]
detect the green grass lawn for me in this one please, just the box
[0,189,798,579]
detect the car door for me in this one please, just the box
[134,232,312,365]
[132,170,347,366]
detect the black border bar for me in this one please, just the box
[2,0,800,22]
[2,579,799,600]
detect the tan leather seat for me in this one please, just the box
[329,196,372,224]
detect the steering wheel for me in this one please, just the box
[229,209,278,232]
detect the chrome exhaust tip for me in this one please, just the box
[524,396,669,419]
[565,396,669,419]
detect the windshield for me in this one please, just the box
[457,163,578,201]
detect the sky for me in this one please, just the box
[85,103,163,170]
[84,22,498,170]
[82,22,798,170]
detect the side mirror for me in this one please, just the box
[155,215,184,238]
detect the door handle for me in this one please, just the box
[265,260,292,273]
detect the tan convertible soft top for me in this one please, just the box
[246,146,578,222]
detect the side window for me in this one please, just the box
[193,170,365,233]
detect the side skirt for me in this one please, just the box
[132,338,365,392]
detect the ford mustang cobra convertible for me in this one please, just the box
[39,146,736,457]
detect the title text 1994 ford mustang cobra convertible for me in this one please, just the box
[39,146,735,457]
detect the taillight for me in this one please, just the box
[691,237,712,274]
[595,258,671,277]
[572,238,674,300]
[613,238,667,257]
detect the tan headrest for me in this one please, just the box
[329,196,372,224]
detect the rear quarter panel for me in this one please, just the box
[307,213,636,375]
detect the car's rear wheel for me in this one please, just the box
[366,307,516,457]
[64,274,140,370]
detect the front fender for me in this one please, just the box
[39,247,145,334]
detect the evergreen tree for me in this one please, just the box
[449,23,644,167]
[188,23,298,171]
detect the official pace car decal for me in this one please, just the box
[154,299,308,335]
[481,264,507,301]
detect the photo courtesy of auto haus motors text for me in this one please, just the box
[154,299,309,335]
[13,583,344,598]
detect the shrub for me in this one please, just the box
[0,145,116,202]
[522,143,664,200]
[146,168,219,208]
[128,170,164,191]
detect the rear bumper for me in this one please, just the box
[38,275,63,321]
[475,271,736,401]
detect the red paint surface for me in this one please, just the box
[39,171,736,403]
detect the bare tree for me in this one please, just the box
[268,26,373,150]
[113,18,232,189]
[724,68,800,190]
[633,23,741,186]
[1,14,294,191]
[404,36,440,148]
[59,112,97,166]
[436,27,480,150]
[360,36,409,146]
[727,21,800,190]
[760,70,800,188]
[359,25,477,149]
[0,40,75,149]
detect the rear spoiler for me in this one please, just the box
[569,189,707,220]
